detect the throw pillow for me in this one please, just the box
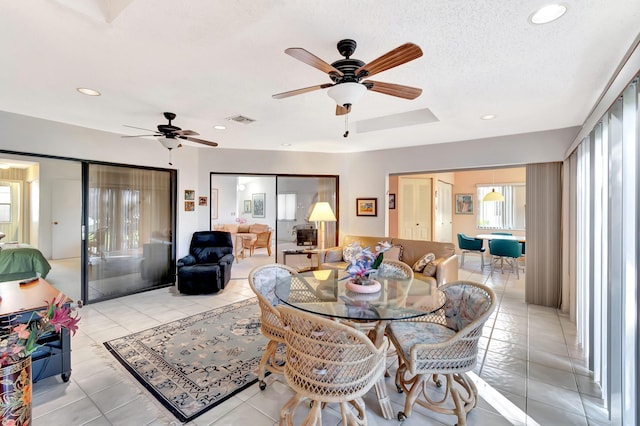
[325,247,343,262]
[422,257,444,277]
[412,252,436,272]
[384,244,403,261]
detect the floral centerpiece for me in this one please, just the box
[0,293,80,425]
[344,241,391,292]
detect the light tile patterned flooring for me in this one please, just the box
[33,256,611,425]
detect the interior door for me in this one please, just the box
[399,177,431,240]
[434,180,453,242]
[52,179,81,259]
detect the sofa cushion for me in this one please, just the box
[392,238,455,267]
[412,252,435,272]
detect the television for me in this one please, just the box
[296,228,317,247]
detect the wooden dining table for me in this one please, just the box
[275,270,446,420]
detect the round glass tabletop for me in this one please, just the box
[275,269,446,321]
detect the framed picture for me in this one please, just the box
[252,193,265,218]
[210,188,218,219]
[198,196,208,207]
[389,193,396,209]
[356,198,377,217]
[184,201,195,212]
[455,194,474,214]
[184,189,195,200]
[244,199,252,213]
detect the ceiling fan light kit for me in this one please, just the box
[273,38,424,127]
[122,112,219,163]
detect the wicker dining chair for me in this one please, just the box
[248,263,299,390]
[277,304,386,426]
[386,281,496,425]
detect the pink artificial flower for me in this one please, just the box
[12,324,30,340]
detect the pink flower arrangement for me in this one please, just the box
[0,293,80,368]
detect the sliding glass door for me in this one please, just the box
[85,164,175,303]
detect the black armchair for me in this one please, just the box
[177,231,234,294]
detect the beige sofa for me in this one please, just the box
[212,223,271,252]
[317,235,458,286]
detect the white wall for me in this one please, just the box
[0,110,579,256]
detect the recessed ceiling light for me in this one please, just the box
[213,125,226,130]
[76,87,101,96]
[281,143,292,147]
[529,4,567,24]
[480,114,496,120]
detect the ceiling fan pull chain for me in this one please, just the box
[168,148,173,166]
[343,113,349,138]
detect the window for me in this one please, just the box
[476,184,525,230]
[0,184,11,222]
[277,193,296,221]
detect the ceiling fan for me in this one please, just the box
[273,39,423,116]
[123,112,219,150]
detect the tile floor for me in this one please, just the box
[32,256,610,425]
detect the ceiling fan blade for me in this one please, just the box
[272,83,333,99]
[355,43,423,78]
[179,136,218,147]
[173,129,199,136]
[335,105,351,116]
[285,48,344,76]
[364,80,423,99]
[121,134,159,138]
[123,124,157,132]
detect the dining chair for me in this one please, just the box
[243,230,272,256]
[277,304,386,426]
[488,238,523,279]
[248,263,299,390]
[456,233,486,270]
[387,281,496,425]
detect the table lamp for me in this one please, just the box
[308,202,336,250]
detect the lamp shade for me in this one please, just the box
[483,189,505,202]
[308,202,336,222]
[158,137,180,150]
[327,82,366,107]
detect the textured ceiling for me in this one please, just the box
[0,1,639,153]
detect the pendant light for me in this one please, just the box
[483,170,505,202]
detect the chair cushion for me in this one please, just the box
[253,268,282,306]
[389,321,455,359]
[193,246,227,264]
[237,224,251,233]
[412,253,435,272]
[443,285,491,331]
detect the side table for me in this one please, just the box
[282,249,319,272]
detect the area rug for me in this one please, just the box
[103,298,268,422]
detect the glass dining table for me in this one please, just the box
[274,269,446,420]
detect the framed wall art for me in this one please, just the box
[184,189,195,200]
[356,198,377,217]
[199,196,208,206]
[455,194,474,214]
[389,193,396,209]
[185,201,195,212]
[244,199,252,213]
[252,193,265,218]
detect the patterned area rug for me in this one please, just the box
[104,298,267,422]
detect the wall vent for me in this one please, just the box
[226,115,256,124]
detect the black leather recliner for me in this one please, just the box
[177,231,234,294]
